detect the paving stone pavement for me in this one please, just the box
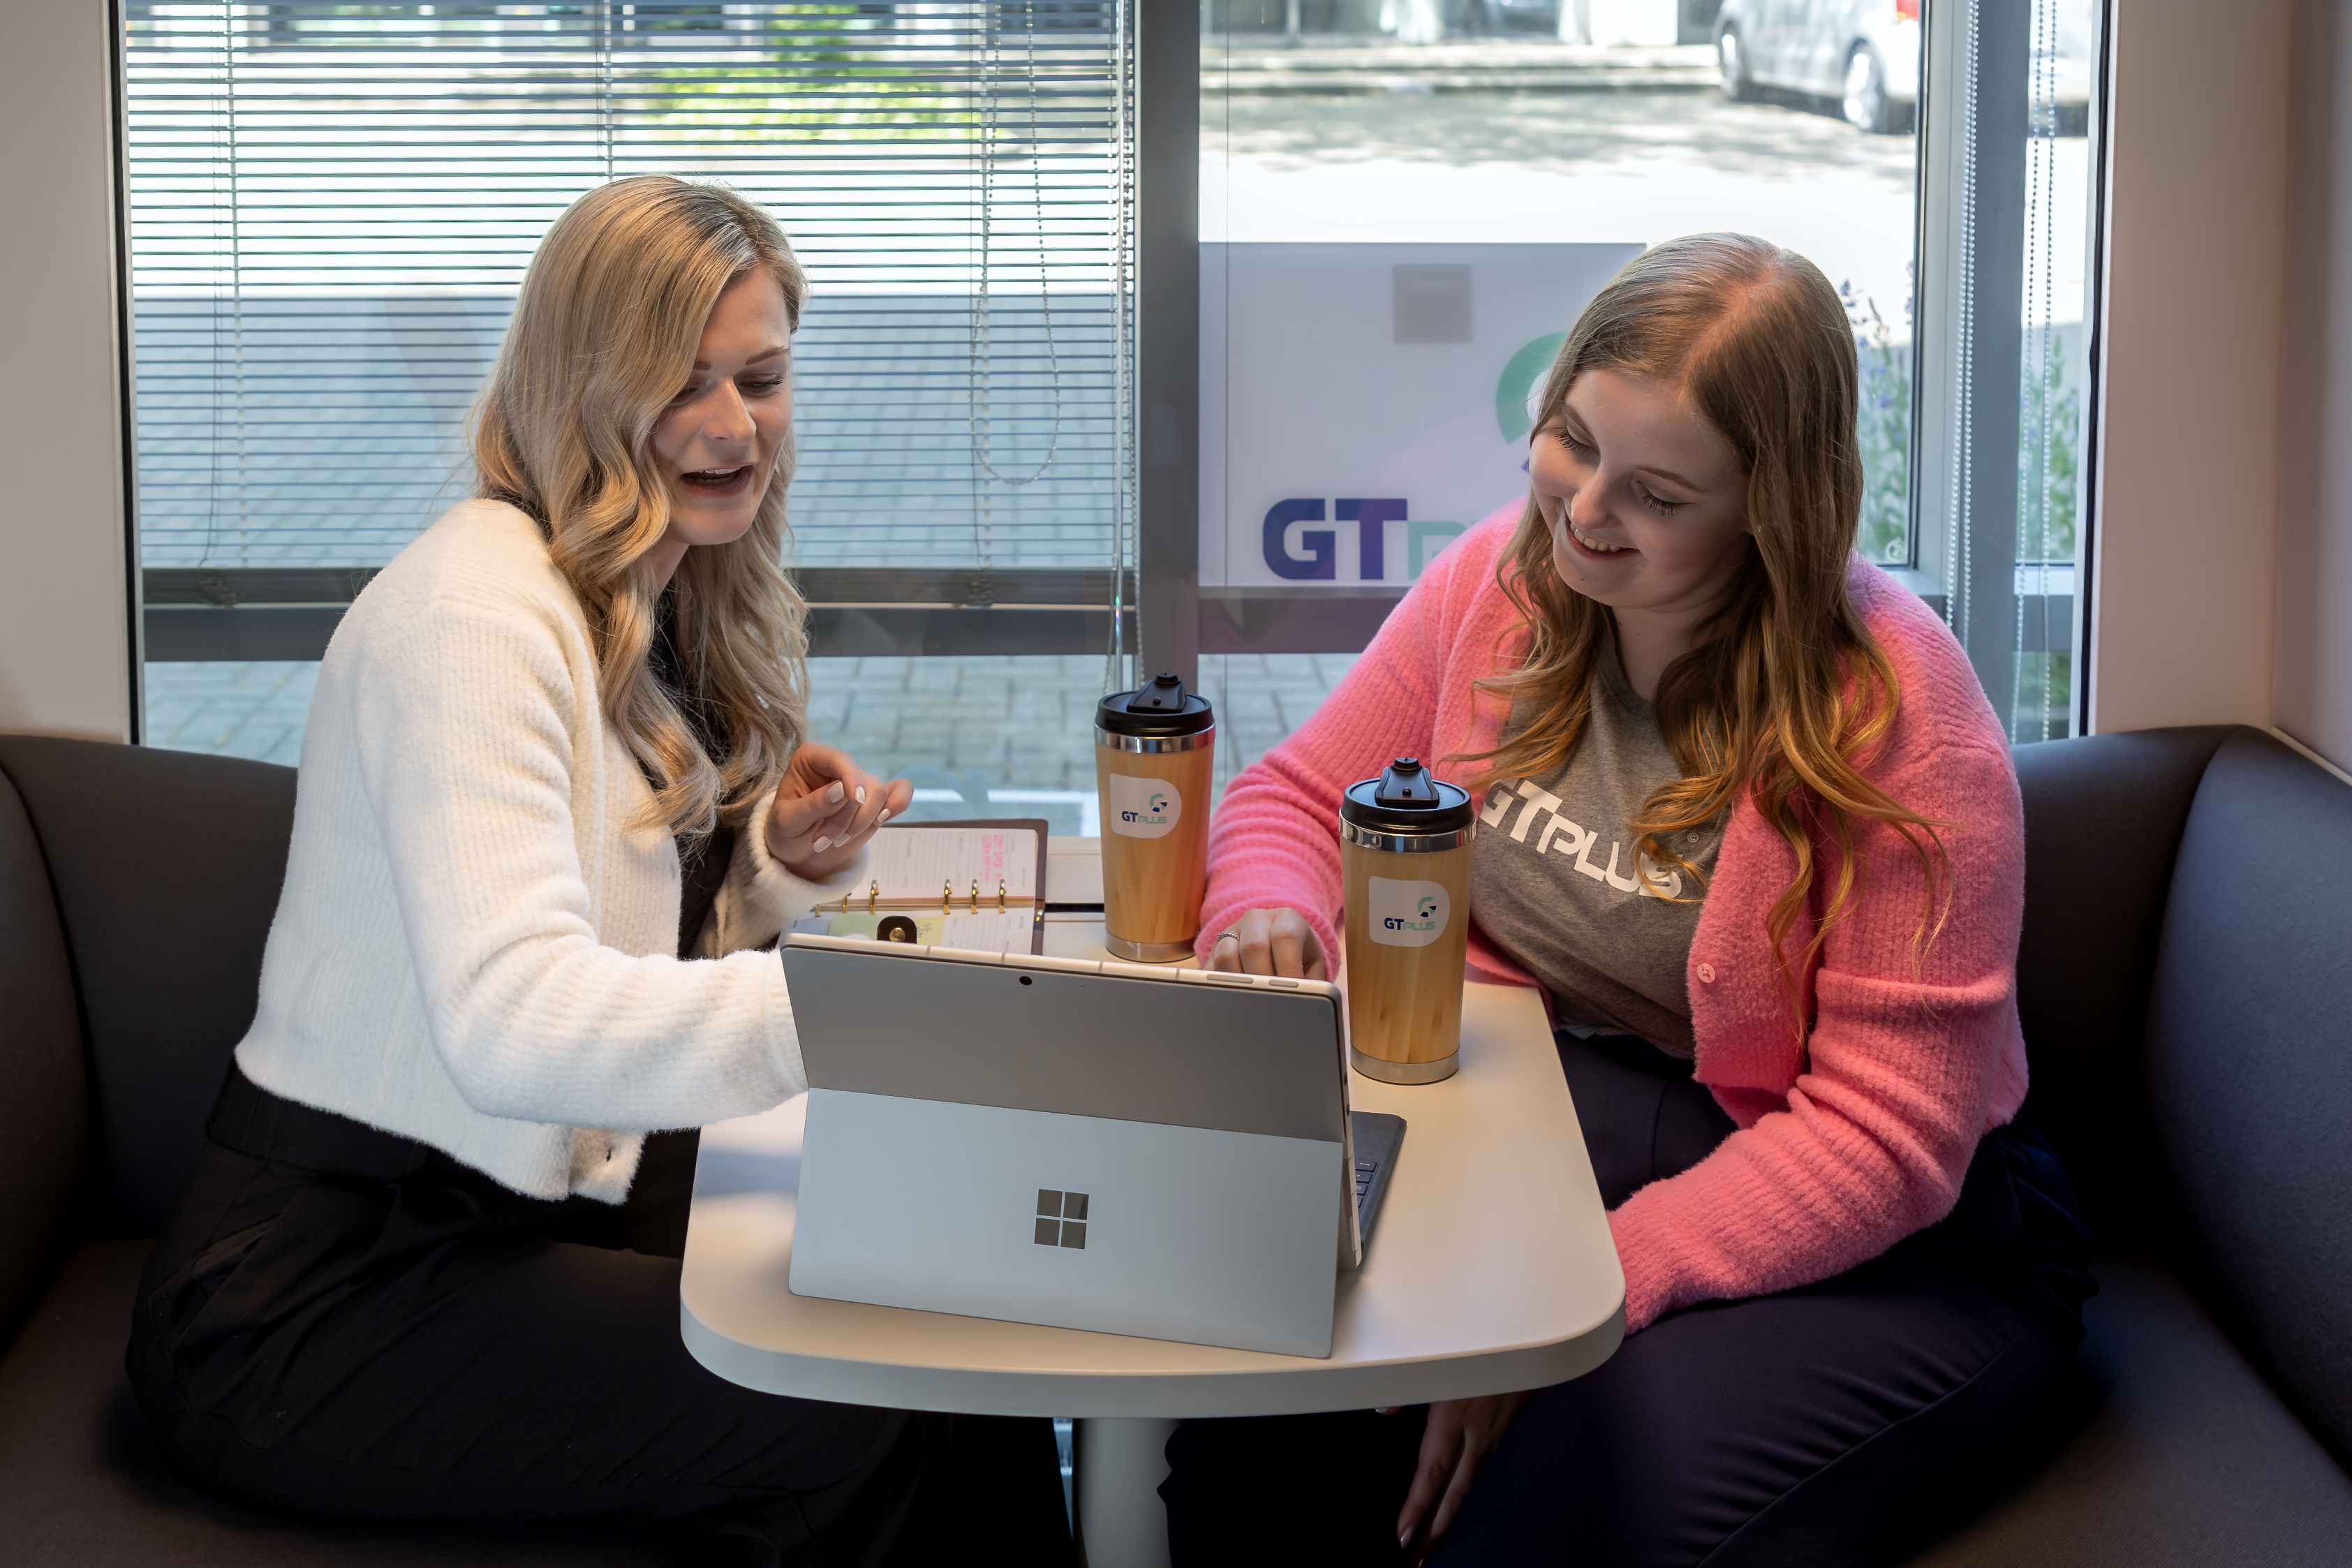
[142,652,1361,831]
[143,662,326,770]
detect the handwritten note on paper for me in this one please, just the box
[864,828,1038,905]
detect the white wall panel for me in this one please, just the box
[0,0,133,743]
[2087,0,2291,735]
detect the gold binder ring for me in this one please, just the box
[968,880,979,911]
[942,879,953,909]
[867,880,879,914]
[996,879,1006,912]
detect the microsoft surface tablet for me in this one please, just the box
[781,935,1364,1357]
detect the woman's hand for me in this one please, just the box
[1389,1391,1535,1562]
[764,744,912,882]
[1204,906,1329,981]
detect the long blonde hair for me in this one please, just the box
[1470,233,1945,998]
[473,175,810,838]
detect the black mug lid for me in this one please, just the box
[1095,672,1215,738]
[1340,757,1474,836]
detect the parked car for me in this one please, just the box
[1715,0,1922,134]
[1715,0,2094,137]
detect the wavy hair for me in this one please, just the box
[473,175,810,839]
[1467,233,1946,1000]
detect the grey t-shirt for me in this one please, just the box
[1469,645,1722,1057]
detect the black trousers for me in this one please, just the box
[1160,1032,2095,1568]
[126,1069,1077,1568]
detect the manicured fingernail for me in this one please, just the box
[813,836,831,853]
[827,782,845,804]
[855,785,866,804]
[878,809,891,824]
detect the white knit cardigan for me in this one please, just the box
[233,498,864,1202]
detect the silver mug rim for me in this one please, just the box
[1095,726,1214,754]
[1340,819,1475,853]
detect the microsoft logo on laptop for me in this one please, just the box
[1034,1190,1089,1250]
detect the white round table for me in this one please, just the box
[681,915,1624,1567]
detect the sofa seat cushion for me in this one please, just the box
[0,1240,694,1567]
[1912,1259,2352,1567]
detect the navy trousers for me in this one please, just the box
[1159,1032,2094,1567]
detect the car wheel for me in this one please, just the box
[1844,45,1893,133]
[1718,27,1752,102]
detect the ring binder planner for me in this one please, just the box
[787,820,1050,956]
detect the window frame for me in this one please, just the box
[1908,0,2110,741]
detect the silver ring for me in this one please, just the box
[1213,930,1240,946]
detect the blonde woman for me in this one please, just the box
[126,177,1075,1566]
[1167,235,2092,1565]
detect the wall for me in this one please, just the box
[2087,0,2293,736]
[2279,0,2352,774]
[0,0,134,743]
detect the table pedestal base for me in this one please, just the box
[1076,1417,1178,1568]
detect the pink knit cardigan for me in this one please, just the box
[1199,505,2030,1333]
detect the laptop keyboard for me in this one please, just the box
[1349,1111,1406,1250]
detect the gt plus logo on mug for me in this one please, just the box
[1367,876,1450,947]
[1107,774,1182,839]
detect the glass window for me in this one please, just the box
[126,1,1139,815]
[1197,0,1928,760]
[1914,0,2103,744]
[123,0,2108,792]
[2009,0,2099,743]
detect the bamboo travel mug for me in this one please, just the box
[1095,673,1215,963]
[1340,757,1477,1084]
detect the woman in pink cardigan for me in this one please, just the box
[1159,236,2091,1567]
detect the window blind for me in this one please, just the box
[125,1,1140,658]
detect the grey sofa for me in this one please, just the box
[0,735,690,1565]
[1911,725,2352,1565]
[2,726,2350,1565]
